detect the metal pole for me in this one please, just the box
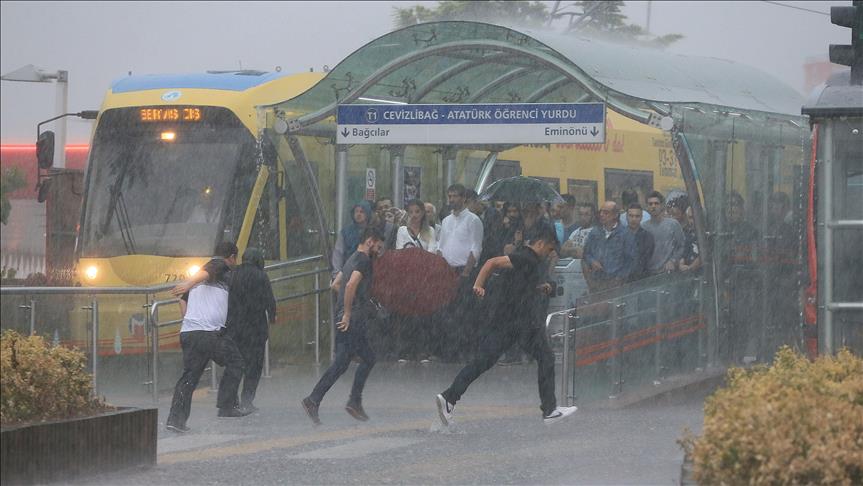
[391,146,404,208]
[446,155,455,189]
[330,296,336,362]
[315,271,321,365]
[655,289,664,379]
[609,301,624,399]
[29,299,36,335]
[263,339,271,378]
[336,145,348,234]
[698,276,706,369]
[55,70,68,168]
[262,310,271,378]
[646,0,652,34]
[820,123,834,355]
[561,311,572,406]
[90,300,98,395]
[150,304,159,403]
[18,300,35,335]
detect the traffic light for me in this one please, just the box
[829,1,863,84]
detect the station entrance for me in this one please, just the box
[259,21,811,403]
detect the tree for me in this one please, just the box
[1,166,27,225]
[392,0,682,48]
[565,1,683,48]
[393,1,550,30]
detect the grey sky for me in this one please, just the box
[0,1,852,144]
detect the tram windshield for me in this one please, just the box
[80,107,255,258]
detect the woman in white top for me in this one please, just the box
[392,199,438,364]
[396,199,438,253]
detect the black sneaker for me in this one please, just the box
[217,406,252,418]
[166,422,190,433]
[345,399,369,421]
[302,396,321,426]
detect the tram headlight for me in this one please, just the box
[85,266,98,280]
[186,265,201,278]
[161,131,176,141]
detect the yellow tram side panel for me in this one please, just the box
[75,73,326,356]
[499,111,688,202]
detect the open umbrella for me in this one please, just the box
[371,248,459,316]
[479,176,564,205]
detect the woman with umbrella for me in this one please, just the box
[395,199,437,252]
[392,199,440,363]
[500,202,523,253]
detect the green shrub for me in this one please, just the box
[681,347,863,485]
[1,330,110,426]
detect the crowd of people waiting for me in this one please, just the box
[328,183,705,366]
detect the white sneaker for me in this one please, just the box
[543,406,578,425]
[435,394,455,426]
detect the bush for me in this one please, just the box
[1,330,110,426]
[681,347,863,485]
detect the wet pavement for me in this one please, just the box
[70,362,707,485]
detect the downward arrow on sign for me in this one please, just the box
[590,127,599,136]
[341,128,350,137]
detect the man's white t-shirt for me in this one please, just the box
[180,282,229,332]
[180,258,231,332]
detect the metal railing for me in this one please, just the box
[546,272,709,406]
[146,261,332,402]
[1,255,332,403]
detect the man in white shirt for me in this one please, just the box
[438,184,484,277]
[166,242,249,433]
[436,184,484,361]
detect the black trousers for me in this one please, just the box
[442,317,557,416]
[441,269,481,361]
[234,333,266,407]
[309,319,376,404]
[167,330,245,427]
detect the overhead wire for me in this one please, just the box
[760,1,830,17]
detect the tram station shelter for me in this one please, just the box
[259,21,812,399]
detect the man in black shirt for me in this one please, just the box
[625,203,655,282]
[302,227,384,425]
[435,225,578,426]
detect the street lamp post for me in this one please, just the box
[1,64,69,168]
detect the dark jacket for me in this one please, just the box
[630,227,655,281]
[227,258,276,342]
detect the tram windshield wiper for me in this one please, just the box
[100,181,137,255]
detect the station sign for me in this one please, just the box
[336,103,605,145]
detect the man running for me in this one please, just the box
[302,227,383,425]
[435,224,578,426]
[166,242,249,433]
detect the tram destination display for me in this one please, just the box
[139,107,202,122]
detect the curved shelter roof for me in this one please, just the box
[265,21,804,134]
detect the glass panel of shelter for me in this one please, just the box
[677,106,809,364]
[829,117,863,352]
